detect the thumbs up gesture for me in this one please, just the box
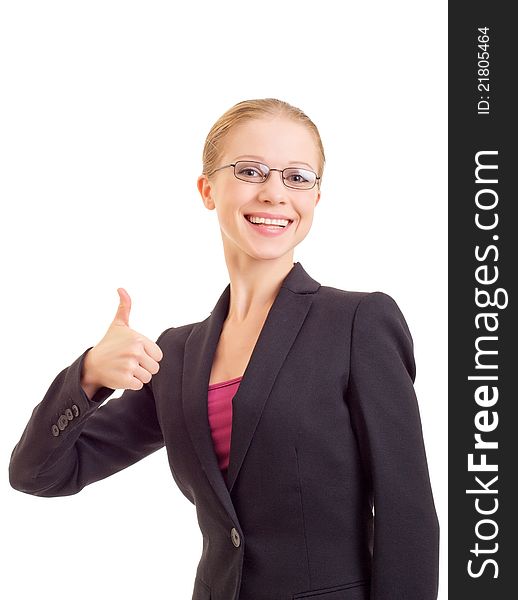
[81,288,164,392]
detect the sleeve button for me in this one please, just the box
[57,414,69,430]
[51,424,60,437]
[65,408,73,420]
[71,404,80,417]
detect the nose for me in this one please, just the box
[257,169,288,202]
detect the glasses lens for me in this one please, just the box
[283,168,316,189]
[234,161,268,182]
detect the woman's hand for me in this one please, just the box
[81,288,164,393]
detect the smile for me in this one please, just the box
[244,214,294,237]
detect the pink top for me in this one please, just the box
[207,375,243,483]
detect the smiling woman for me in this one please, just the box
[9,98,439,600]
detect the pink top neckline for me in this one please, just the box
[208,375,243,390]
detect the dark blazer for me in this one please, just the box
[9,262,439,600]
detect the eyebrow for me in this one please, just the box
[233,155,316,170]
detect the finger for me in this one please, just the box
[143,338,164,363]
[137,352,161,377]
[133,364,154,385]
[127,375,145,391]
[113,288,132,326]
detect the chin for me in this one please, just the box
[248,245,299,261]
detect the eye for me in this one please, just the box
[288,174,305,182]
[236,162,268,180]
[240,167,261,177]
[286,170,310,183]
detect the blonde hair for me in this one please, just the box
[202,98,325,187]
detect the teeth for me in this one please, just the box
[246,215,290,227]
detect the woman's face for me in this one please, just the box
[198,116,321,262]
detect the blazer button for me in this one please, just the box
[71,404,80,417]
[230,527,241,548]
[65,408,74,420]
[51,424,60,437]
[57,414,69,431]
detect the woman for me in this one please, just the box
[9,98,440,600]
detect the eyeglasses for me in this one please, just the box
[207,160,320,190]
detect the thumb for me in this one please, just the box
[113,287,132,326]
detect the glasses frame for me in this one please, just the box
[207,160,321,190]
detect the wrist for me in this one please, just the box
[81,348,101,388]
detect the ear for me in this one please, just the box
[314,188,321,207]
[197,174,216,210]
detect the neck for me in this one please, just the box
[223,253,295,323]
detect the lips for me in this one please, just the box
[244,213,294,222]
[243,214,295,237]
[244,215,291,228]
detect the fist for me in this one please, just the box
[83,288,164,391]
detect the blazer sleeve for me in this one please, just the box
[8,328,173,498]
[346,292,440,600]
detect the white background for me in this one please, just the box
[0,1,447,598]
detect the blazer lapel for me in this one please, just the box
[182,262,321,516]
